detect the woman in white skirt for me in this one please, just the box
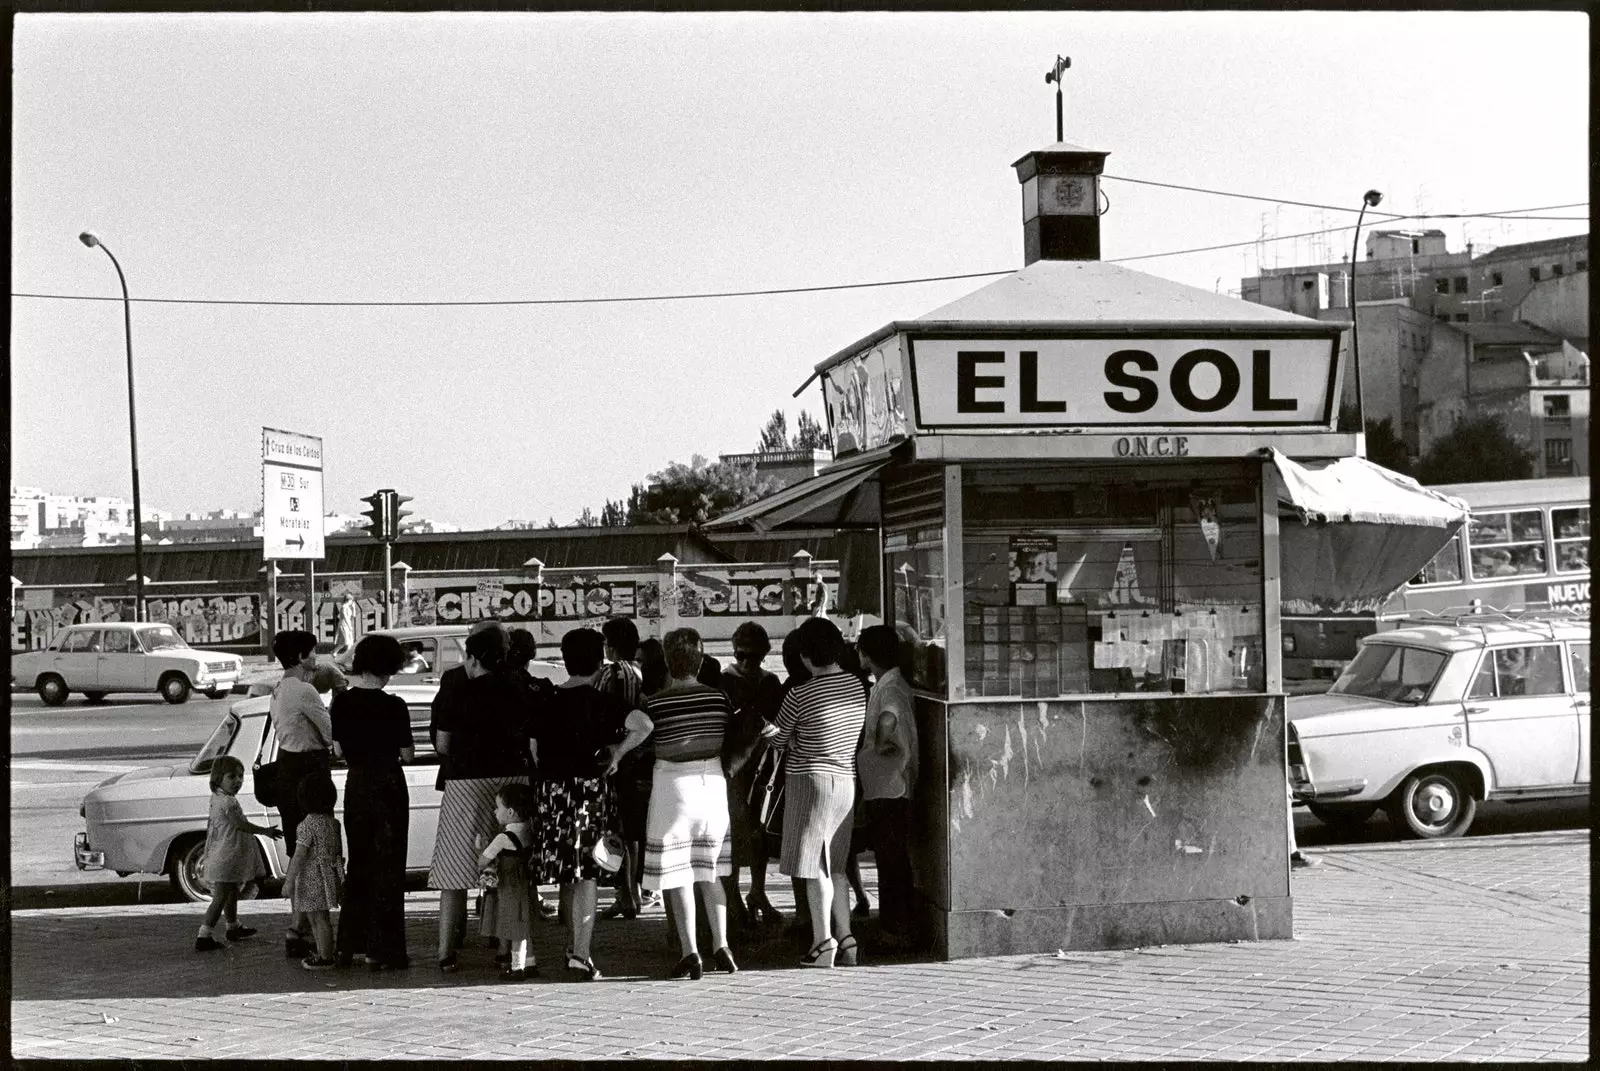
[638,628,738,980]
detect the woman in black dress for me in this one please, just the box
[330,633,414,970]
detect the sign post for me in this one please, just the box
[262,427,326,638]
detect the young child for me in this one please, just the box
[476,783,536,980]
[282,774,345,970]
[195,755,283,952]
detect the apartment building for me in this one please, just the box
[1416,322,1589,478]
[1241,231,1589,466]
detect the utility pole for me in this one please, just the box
[1045,55,1071,141]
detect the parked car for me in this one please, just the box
[333,624,573,684]
[13,622,243,705]
[75,645,566,902]
[1288,613,1590,839]
[247,625,564,697]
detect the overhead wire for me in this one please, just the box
[12,182,1586,306]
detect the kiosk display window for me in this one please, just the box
[885,526,947,691]
[961,465,1265,698]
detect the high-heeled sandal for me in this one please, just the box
[746,893,785,927]
[669,953,703,980]
[711,946,738,974]
[800,938,838,968]
[564,952,601,981]
[836,935,861,967]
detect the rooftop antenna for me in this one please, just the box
[1044,55,1071,141]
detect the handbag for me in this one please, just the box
[251,761,281,808]
[751,746,786,839]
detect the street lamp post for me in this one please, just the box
[1347,190,1384,439]
[79,231,145,622]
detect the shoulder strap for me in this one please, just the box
[503,829,524,853]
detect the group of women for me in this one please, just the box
[270,611,875,981]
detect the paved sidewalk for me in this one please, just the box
[11,831,1589,1061]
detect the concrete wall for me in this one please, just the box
[1517,272,1590,339]
[912,694,1291,959]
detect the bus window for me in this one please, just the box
[1553,507,1589,574]
[1469,509,1548,579]
[1411,535,1463,586]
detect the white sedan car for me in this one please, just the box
[1288,614,1589,839]
[13,621,243,705]
[75,643,565,901]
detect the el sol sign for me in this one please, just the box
[907,336,1338,428]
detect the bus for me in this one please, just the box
[1283,476,1591,682]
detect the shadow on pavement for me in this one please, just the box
[1295,795,1590,849]
[11,904,929,1002]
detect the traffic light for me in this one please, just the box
[360,489,394,543]
[390,492,414,540]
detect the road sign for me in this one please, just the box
[262,427,325,561]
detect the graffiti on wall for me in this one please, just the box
[146,595,262,646]
[11,593,261,651]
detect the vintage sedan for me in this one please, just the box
[13,621,243,705]
[75,650,565,901]
[1288,614,1590,839]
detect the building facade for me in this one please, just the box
[1241,232,1589,467]
[1416,322,1590,477]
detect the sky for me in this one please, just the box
[11,11,1590,531]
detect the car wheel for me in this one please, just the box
[83,691,109,703]
[37,675,69,707]
[168,836,263,903]
[1388,768,1477,839]
[1306,802,1379,830]
[159,673,191,705]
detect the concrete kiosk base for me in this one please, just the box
[908,694,1294,960]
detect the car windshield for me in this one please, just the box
[137,626,189,652]
[189,712,241,775]
[1331,643,1448,704]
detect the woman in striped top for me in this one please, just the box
[762,616,869,968]
[638,628,738,980]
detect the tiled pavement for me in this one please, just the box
[11,830,1589,1061]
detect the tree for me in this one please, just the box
[1364,417,1411,476]
[543,516,561,529]
[757,409,789,452]
[599,499,627,527]
[1337,404,1412,475]
[794,409,831,450]
[625,453,783,525]
[572,506,600,528]
[1415,412,1535,484]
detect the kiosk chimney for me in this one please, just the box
[1012,143,1110,264]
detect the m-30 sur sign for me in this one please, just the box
[262,426,325,561]
[909,337,1337,428]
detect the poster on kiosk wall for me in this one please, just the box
[1009,535,1059,606]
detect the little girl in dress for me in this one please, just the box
[194,755,283,952]
[476,782,536,980]
[283,775,344,970]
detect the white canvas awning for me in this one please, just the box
[1268,449,1471,613]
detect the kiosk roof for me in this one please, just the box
[915,259,1328,328]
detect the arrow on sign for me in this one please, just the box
[286,535,305,549]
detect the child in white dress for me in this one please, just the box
[476,783,536,980]
[195,755,283,952]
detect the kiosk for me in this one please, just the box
[712,141,1467,958]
